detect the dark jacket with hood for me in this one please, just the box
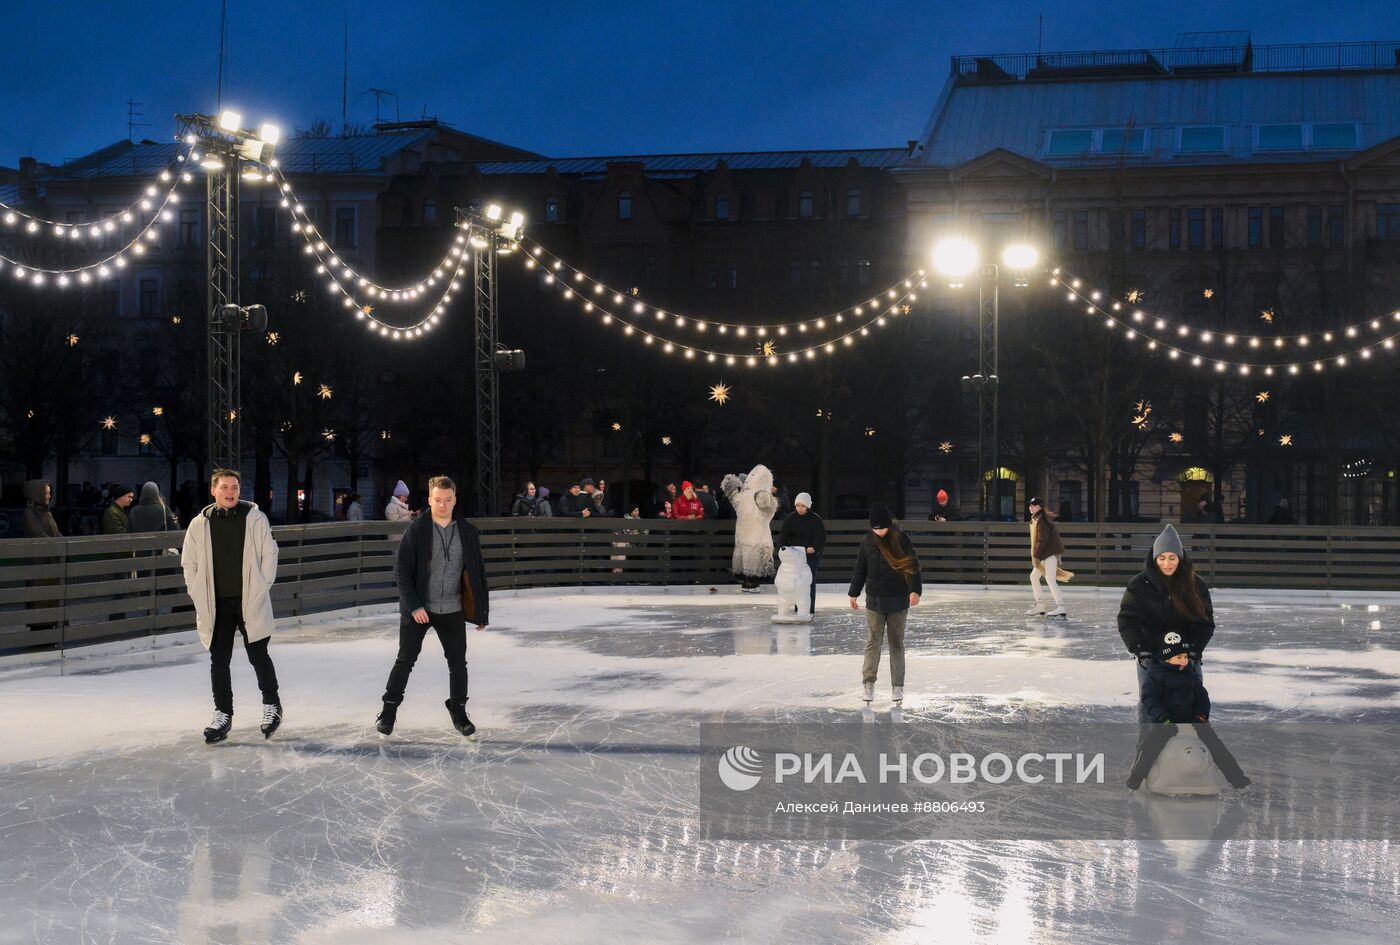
[23,479,61,538]
[396,513,490,626]
[777,509,826,555]
[129,481,179,533]
[1117,552,1215,658]
[1140,656,1211,723]
[848,528,924,614]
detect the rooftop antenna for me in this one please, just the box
[126,99,150,141]
[216,0,228,108]
[342,0,349,130]
[1038,14,1044,56]
[367,87,398,124]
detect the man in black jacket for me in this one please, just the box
[777,491,825,614]
[376,476,490,739]
[696,483,720,521]
[556,483,593,518]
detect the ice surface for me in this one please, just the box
[1,585,1397,944]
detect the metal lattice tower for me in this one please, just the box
[206,165,241,470]
[471,221,501,517]
[978,265,1000,519]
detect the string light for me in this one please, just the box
[0,145,194,238]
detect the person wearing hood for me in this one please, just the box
[673,481,705,520]
[129,481,179,533]
[23,479,61,538]
[848,505,922,704]
[1117,524,1215,723]
[720,465,778,591]
[345,493,364,522]
[386,481,413,522]
[102,485,135,535]
[777,492,825,613]
[180,469,283,744]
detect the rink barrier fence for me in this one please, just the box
[2,518,1398,653]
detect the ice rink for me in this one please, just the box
[2,585,1398,944]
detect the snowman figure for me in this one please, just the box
[771,546,813,624]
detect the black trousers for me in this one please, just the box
[1128,720,1247,786]
[382,610,469,705]
[210,597,280,715]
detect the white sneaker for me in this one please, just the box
[892,686,904,703]
[1045,605,1067,617]
[862,682,875,703]
[1025,604,1046,615]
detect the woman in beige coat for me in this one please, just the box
[181,469,282,744]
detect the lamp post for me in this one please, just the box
[176,110,280,471]
[934,238,1039,520]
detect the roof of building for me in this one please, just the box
[472,148,912,176]
[916,38,1400,169]
[39,130,440,179]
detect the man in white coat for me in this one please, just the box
[181,469,283,744]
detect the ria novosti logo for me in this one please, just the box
[718,746,763,791]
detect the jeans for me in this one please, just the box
[1128,719,1248,787]
[862,608,907,686]
[210,597,280,715]
[382,610,469,705]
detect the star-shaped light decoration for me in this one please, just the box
[101,416,117,430]
[322,429,336,442]
[292,290,307,303]
[228,410,237,422]
[280,420,293,432]
[1132,414,1150,429]
[629,286,641,297]
[361,305,374,317]
[171,315,182,325]
[380,430,391,441]
[1279,434,1293,447]
[266,331,280,345]
[708,382,731,406]
[1258,428,1266,436]
[1260,308,1274,324]
[661,435,672,446]
[939,441,954,454]
[864,427,877,437]
[26,409,35,419]
[152,406,164,417]
[139,434,151,446]
[1126,289,1144,304]
[1256,390,1270,403]
[1169,432,1184,444]
[66,333,80,347]
[293,372,303,386]
[317,384,333,400]
[759,340,777,357]
[900,303,912,315]
[1203,288,1215,299]
[610,422,622,432]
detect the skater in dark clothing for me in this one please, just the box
[1126,637,1250,790]
[1117,524,1215,723]
[848,506,922,705]
[376,476,490,739]
[777,491,825,614]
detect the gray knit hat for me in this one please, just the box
[1152,523,1185,559]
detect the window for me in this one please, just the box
[1187,208,1205,249]
[705,263,719,289]
[1248,207,1263,247]
[1378,204,1400,239]
[837,259,850,286]
[1312,123,1358,149]
[1169,209,1181,250]
[809,260,821,287]
[1101,128,1146,153]
[1258,124,1304,150]
[1179,126,1226,152]
[981,211,1019,245]
[856,259,871,287]
[1211,207,1224,247]
[422,200,437,225]
[789,262,802,287]
[1328,206,1345,246]
[1052,211,1067,250]
[726,263,738,289]
[1269,206,1285,248]
[333,206,357,249]
[139,279,160,317]
[714,193,729,221]
[1046,130,1093,155]
[616,191,632,220]
[846,189,861,217]
[544,197,560,222]
[179,209,199,248]
[1307,206,1323,247]
[798,190,814,219]
[1072,210,1089,250]
[1130,209,1146,250]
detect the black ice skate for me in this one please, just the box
[260,703,283,739]
[445,699,476,739]
[376,702,397,736]
[203,710,232,744]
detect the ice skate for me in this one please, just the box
[375,702,397,737]
[203,711,232,745]
[862,682,875,703]
[259,703,283,739]
[1025,603,1046,616]
[1044,605,1068,618]
[446,699,477,739]
[892,685,904,704]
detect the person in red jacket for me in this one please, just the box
[673,481,706,520]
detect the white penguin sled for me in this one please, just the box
[771,546,813,624]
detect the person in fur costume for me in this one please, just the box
[720,464,778,591]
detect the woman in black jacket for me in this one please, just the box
[1116,524,1215,723]
[848,506,922,705]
